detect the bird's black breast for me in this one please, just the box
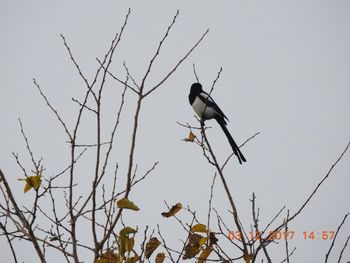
[188,92,196,105]
[189,83,202,105]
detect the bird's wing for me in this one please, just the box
[197,91,228,121]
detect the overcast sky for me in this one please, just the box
[1,1,350,262]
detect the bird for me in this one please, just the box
[188,82,246,164]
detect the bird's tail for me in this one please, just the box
[216,117,246,164]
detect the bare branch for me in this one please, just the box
[325,212,350,262]
[123,61,140,90]
[251,192,271,262]
[50,148,87,181]
[143,28,209,98]
[60,34,95,100]
[207,173,217,237]
[140,10,180,90]
[33,79,72,140]
[97,59,139,94]
[192,63,200,83]
[256,141,350,256]
[0,170,45,262]
[262,205,286,234]
[284,210,290,263]
[337,235,350,263]
[200,121,249,257]
[71,97,97,114]
[0,222,18,263]
[279,247,296,263]
[289,141,350,223]
[210,67,223,92]
[221,131,260,170]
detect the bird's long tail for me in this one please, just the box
[216,117,246,164]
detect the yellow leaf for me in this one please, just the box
[191,223,207,233]
[126,237,135,253]
[182,131,196,142]
[116,198,140,211]
[119,235,136,259]
[119,226,137,237]
[198,246,213,263]
[119,235,127,257]
[199,237,207,247]
[161,203,182,218]
[145,237,161,259]
[155,252,165,263]
[18,175,42,193]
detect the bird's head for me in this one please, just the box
[190,83,203,95]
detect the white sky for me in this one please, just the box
[1,1,350,262]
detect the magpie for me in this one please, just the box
[188,83,246,164]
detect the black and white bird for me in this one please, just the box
[188,83,246,164]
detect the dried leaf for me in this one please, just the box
[183,233,203,259]
[244,252,253,263]
[126,254,139,263]
[161,203,182,218]
[188,232,203,244]
[198,246,213,263]
[182,131,196,142]
[145,237,161,259]
[209,232,218,246]
[116,198,140,211]
[18,174,42,193]
[96,250,119,263]
[155,252,165,263]
[191,223,207,233]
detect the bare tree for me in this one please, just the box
[0,9,208,263]
[1,8,349,263]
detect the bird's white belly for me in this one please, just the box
[192,97,216,120]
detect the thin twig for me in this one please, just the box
[284,210,290,263]
[279,247,296,263]
[71,98,97,114]
[251,193,271,262]
[193,63,200,83]
[337,235,350,263]
[140,10,180,91]
[97,60,139,94]
[60,34,97,102]
[123,62,140,90]
[33,79,72,140]
[262,205,286,234]
[143,28,209,98]
[50,148,87,181]
[207,173,217,240]
[157,224,176,263]
[325,212,350,262]
[210,67,223,92]
[255,141,350,257]
[0,222,18,263]
[221,131,260,170]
